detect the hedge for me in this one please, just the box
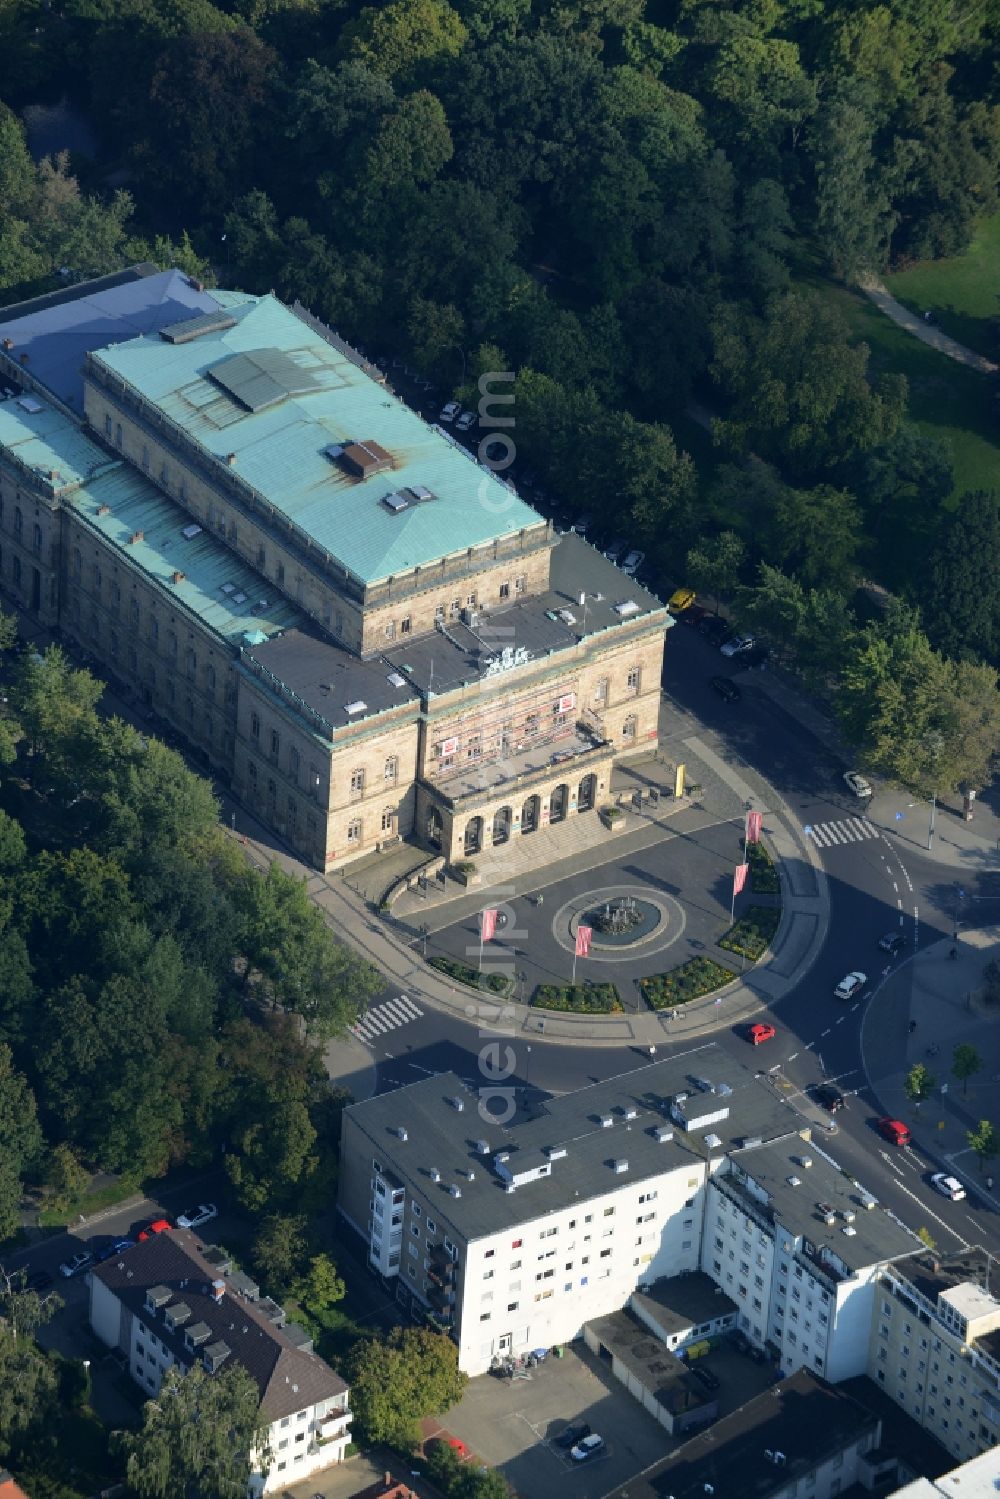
[428,955,512,995]
[718,905,781,961]
[641,957,737,1010]
[743,838,780,894]
[532,982,623,1013]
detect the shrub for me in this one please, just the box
[641,957,736,1010]
[428,955,512,996]
[718,905,781,961]
[742,838,780,894]
[532,982,622,1013]
[452,860,477,876]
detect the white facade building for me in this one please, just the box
[88,1230,351,1494]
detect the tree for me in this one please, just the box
[116,1363,268,1499]
[708,35,817,161]
[924,491,1000,664]
[338,0,468,84]
[952,1044,983,1097]
[968,1119,998,1174]
[293,1253,346,1311]
[685,532,746,613]
[917,1226,937,1251]
[251,1213,308,1292]
[0,1043,43,1238]
[904,1061,935,1105]
[0,1315,58,1456]
[224,1090,318,1214]
[347,1328,468,1450]
[42,1144,89,1207]
[809,94,896,278]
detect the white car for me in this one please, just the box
[844,770,873,798]
[720,634,756,658]
[176,1203,218,1230]
[622,549,645,576]
[570,1434,605,1462]
[834,971,867,1000]
[456,410,477,432]
[59,1250,94,1278]
[931,1173,966,1201]
[438,400,460,422]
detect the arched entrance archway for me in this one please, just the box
[492,806,512,846]
[464,815,484,856]
[550,783,569,824]
[426,806,443,848]
[578,773,597,811]
[521,793,540,833]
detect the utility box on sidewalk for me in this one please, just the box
[963,789,976,821]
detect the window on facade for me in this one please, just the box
[270,729,280,758]
[12,556,21,586]
[250,712,260,739]
[141,446,150,471]
[627,665,641,694]
[334,610,343,636]
[104,414,113,437]
[380,807,395,833]
[149,618,158,644]
[401,616,411,634]
[13,507,22,540]
[350,767,365,796]
[499,581,511,600]
[384,621,396,640]
[622,714,637,741]
[115,423,123,448]
[347,818,362,845]
[515,574,527,594]
[257,545,266,569]
[32,523,42,553]
[185,648,196,678]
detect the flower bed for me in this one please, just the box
[532,982,623,1013]
[640,957,737,1010]
[718,905,781,961]
[429,955,512,996]
[743,839,780,894]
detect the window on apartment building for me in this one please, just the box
[334,610,344,636]
[270,729,280,758]
[347,819,362,845]
[115,423,123,447]
[514,574,527,595]
[206,663,215,693]
[276,562,285,586]
[384,620,396,641]
[250,712,260,739]
[622,714,637,742]
[160,463,169,487]
[130,598,140,627]
[104,414,112,437]
[401,616,411,634]
[185,647,197,678]
[499,581,510,600]
[110,632,119,659]
[384,756,398,783]
[627,665,641,694]
[148,617,158,645]
[32,523,42,553]
[289,747,300,781]
[351,767,366,796]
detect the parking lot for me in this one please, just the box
[433,1342,670,1499]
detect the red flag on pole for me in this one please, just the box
[746,810,763,845]
[575,924,593,958]
[480,908,498,942]
[733,863,749,897]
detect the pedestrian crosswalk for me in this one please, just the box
[351,992,424,1044]
[805,817,880,848]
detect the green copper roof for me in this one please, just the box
[0,395,117,493]
[72,464,304,647]
[91,294,545,586]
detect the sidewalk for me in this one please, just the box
[861,926,1000,1201]
[741,668,1000,872]
[858,275,999,374]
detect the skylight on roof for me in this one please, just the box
[206,348,320,412]
[182,524,202,539]
[233,592,247,604]
[345,700,368,715]
[160,311,237,344]
[614,600,640,617]
[220,583,235,594]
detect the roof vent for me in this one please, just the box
[797,1156,813,1169]
[717,1082,733,1097]
[786,1175,802,1187]
[387,672,407,688]
[623,1106,638,1120]
[475,1139,491,1155]
[396,1126,408,1141]
[211,1279,226,1303]
[382,491,410,514]
[96,503,111,516]
[127,530,144,545]
[430,1168,441,1183]
[654,1125,674,1143]
[450,1096,465,1112]
[345,700,368,716]
[182,523,202,539]
[545,1146,567,1161]
[226,453,237,466]
[159,311,237,344]
[704,1133,723,1149]
[1,337,12,349]
[600,1115,614,1129]
[843,1210,856,1223]
[843,1225,858,1237]
[337,440,393,479]
[613,1159,628,1174]
[171,570,186,584]
[613,600,640,618]
[449,1184,462,1198]
[504,1183,516,1194]
[464,1169,476,1181]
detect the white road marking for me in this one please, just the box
[821,1028,831,1037]
[787,1052,799,1062]
[880,1149,905,1177]
[836,1015,846,1024]
[888,1183,968,1248]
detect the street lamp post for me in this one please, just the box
[927,791,937,852]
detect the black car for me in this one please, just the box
[815,1084,845,1113]
[878,932,905,955]
[698,615,730,645]
[691,1363,720,1392]
[556,1421,591,1449]
[710,676,742,703]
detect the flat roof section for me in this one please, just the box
[343,1049,804,1242]
[631,1271,738,1338]
[89,294,545,585]
[72,467,305,648]
[586,1308,711,1417]
[0,394,118,494]
[244,627,421,732]
[728,1139,918,1274]
[0,268,220,410]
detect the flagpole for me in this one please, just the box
[572,946,578,984]
[479,911,484,974]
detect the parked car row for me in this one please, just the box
[50,1205,217,1281]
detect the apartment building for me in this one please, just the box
[337,1047,806,1374]
[890,1446,1000,1497]
[868,1250,1000,1465]
[703,1138,917,1381]
[89,1230,351,1495]
[0,267,669,871]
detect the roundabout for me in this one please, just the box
[555,885,685,960]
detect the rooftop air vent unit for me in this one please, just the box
[613,1159,628,1174]
[381,491,410,514]
[495,1151,510,1164]
[824,1213,836,1227]
[654,1126,674,1143]
[164,1302,191,1331]
[692,1077,714,1094]
[387,672,407,688]
[181,524,202,539]
[96,503,111,516]
[843,1210,856,1223]
[396,1126,408,1141]
[430,1168,441,1183]
[704,1133,723,1149]
[717,1082,733,1097]
[614,600,640,618]
[797,1156,814,1169]
[450,1096,465,1112]
[475,1139,491,1155]
[545,1146,567,1161]
[127,530,144,545]
[337,440,393,479]
[462,608,479,627]
[171,570,186,584]
[786,1175,802,1187]
[464,1169,475,1181]
[504,1183,516,1194]
[623,1106,638,1120]
[859,1193,878,1211]
[345,700,368,716]
[449,1184,462,1199]
[404,485,434,503]
[843,1225,858,1237]
[600,1115,614,1129]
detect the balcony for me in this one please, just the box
[318,1409,352,1442]
[429,1244,456,1276]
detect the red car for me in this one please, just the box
[878,1118,911,1147]
[137,1217,172,1241]
[748,1022,776,1046]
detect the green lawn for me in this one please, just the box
[885,213,1000,361]
[802,269,999,506]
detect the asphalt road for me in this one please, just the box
[342,621,998,1258]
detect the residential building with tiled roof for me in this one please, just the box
[89,1229,351,1495]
